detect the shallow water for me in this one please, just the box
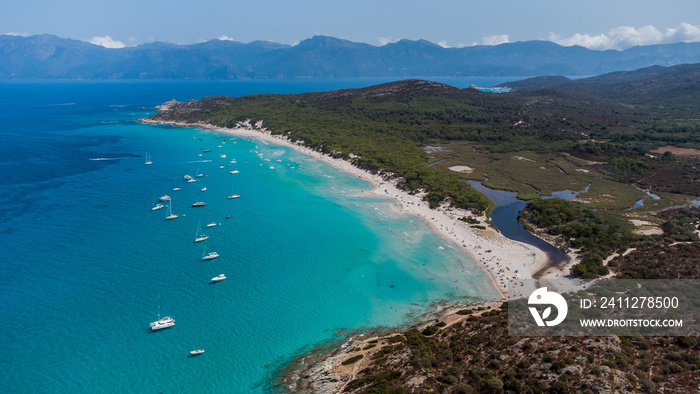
[0,80,505,392]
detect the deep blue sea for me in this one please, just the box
[0,78,508,393]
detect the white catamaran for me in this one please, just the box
[150,295,175,331]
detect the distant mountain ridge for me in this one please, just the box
[2,34,700,79]
[499,63,700,111]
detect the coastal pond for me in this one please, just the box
[464,180,576,266]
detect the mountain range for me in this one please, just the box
[2,34,700,79]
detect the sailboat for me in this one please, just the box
[201,241,219,261]
[194,221,208,243]
[144,153,153,165]
[165,201,178,220]
[150,295,175,330]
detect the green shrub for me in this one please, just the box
[676,336,694,348]
[485,377,503,392]
[459,216,480,224]
[422,325,439,336]
[370,351,385,360]
[443,374,458,385]
[504,379,522,391]
[639,378,655,392]
[455,383,474,394]
[387,335,405,343]
[342,354,364,365]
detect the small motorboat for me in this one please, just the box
[152,203,164,211]
[211,274,226,282]
[228,194,240,199]
[190,348,205,355]
[192,202,206,207]
[225,215,232,219]
[206,222,217,228]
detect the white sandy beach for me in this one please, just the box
[142,117,575,300]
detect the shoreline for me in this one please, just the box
[141,117,558,299]
[278,302,504,392]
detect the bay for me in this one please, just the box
[0,79,506,392]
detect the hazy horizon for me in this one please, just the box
[3,1,700,51]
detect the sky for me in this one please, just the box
[3,0,700,51]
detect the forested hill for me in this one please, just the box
[148,65,700,215]
[500,63,700,111]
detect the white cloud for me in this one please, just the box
[437,40,451,48]
[2,32,27,37]
[481,34,510,46]
[376,36,398,46]
[88,35,126,48]
[550,22,700,50]
[217,35,234,41]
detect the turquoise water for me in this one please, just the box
[0,80,502,393]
